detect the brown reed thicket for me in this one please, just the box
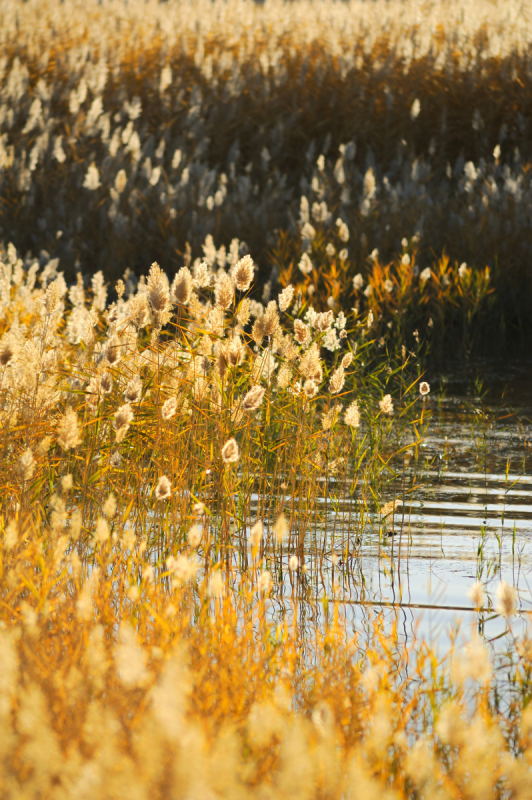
[0,241,531,797]
[1,0,532,348]
[3,519,532,800]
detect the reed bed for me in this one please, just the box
[0,242,530,797]
[1,1,532,795]
[1,0,532,349]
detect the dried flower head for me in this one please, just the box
[299,253,313,275]
[294,319,311,345]
[188,524,202,548]
[17,448,35,482]
[95,516,110,543]
[100,372,113,394]
[329,365,345,394]
[299,343,323,383]
[57,407,82,450]
[262,301,280,337]
[162,396,178,420]
[124,375,142,404]
[208,571,225,598]
[61,474,73,492]
[257,571,271,593]
[303,379,318,398]
[171,267,193,305]
[155,475,172,500]
[147,262,170,313]
[242,385,266,412]
[44,280,61,315]
[103,493,117,518]
[314,310,334,332]
[215,272,234,310]
[129,294,149,329]
[232,255,255,292]
[496,581,517,618]
[236,298,251,327]
[468,581,486,610]
[341,352,354,369]
[289,555,299,571]
[278,285,295,312]
[273,513,288,543]
[379,394,394,415]
[221,438,239,464]
[106,335,122,366]
[353,273,364,291]
[419,381,430,396]
[344,400,360,428]
[114,403,134,442]
[249,521,263,549]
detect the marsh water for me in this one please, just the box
[254,365,532,656]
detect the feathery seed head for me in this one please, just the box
[242,385,265,412]
[188,524,202,548]
[232,254,255,292]
[496,581,517,618]
[468,581,486,610]
[303,379,318,398]
[299,253,313,275]
[329,365,345,394]
[294,319,311,345]
[262,301,280,337]
[314,310,334,332]
[215,271,234,310]
[114,403,134,442]
[273,513,288,543]
[17,448,35,482]
[57,407,82,450]
[236,298,251,327]
[147,262,170,313]
[171,267,193,305]
[345,400,360,428]
[353,273,364,291]
[249,521,263,549]
[379,394,394,415]
[299,343,323,383]
[155,475,172,500]
[124,375,142,404]
[162,396,177,420]
[221,438,239,464]
[278,285,295,312]
[257,571,271,593]
[100,372,113,394]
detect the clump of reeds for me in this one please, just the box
[0,240,423,560]
[0,246,530,797]
[1,511,532,798]
[0,0,532,348]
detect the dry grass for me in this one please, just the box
[0,0,532,348]
[0,242,529,797]
[1,2,532,795]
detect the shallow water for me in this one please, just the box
[258,370,532,657]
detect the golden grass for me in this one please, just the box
[0,0,531,347]
[0,242,529,796]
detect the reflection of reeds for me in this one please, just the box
[1,0,532,347]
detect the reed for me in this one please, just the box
[1,0,532,349]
